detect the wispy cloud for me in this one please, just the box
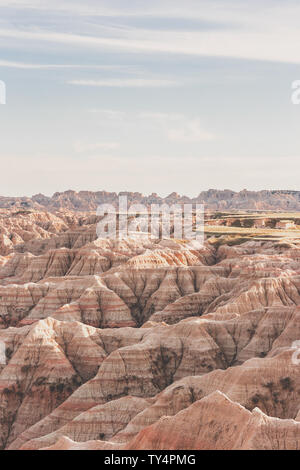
[1,1,300,65]
[0,22,300,65]
[139,112,184,121]
[88,109,126,120]
[0,0,298,197]
[0,0,294,27]
[0,60,127,70]
[139,112,214,143]
[91,109,214,143]
[68,78,180,88]
[73,141,120,152]
[167,118,214,143]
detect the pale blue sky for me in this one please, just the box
[0,0,300,196]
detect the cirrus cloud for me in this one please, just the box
[68,78,180,88]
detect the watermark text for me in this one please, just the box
[96,196,204,243]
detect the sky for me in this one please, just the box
[1,0,300,197]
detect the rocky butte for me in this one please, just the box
[2,188,300,212]
[0,199,299,450]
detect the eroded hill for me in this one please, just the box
[0,208,299,450]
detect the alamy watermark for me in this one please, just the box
[291,81,300,104]
[0,340,6,365]
[96,196,204,243]
[291,340,300,365]
[0,80,6,104]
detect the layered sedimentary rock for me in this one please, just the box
[125,391,300,450]
[11,313,299,450]
[0,207,300,450]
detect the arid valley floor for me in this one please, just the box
[0,191,300,450]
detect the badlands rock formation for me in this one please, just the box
[0,208,299,450]
[2,188,300,211]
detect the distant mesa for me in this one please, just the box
[1,189,300,212]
